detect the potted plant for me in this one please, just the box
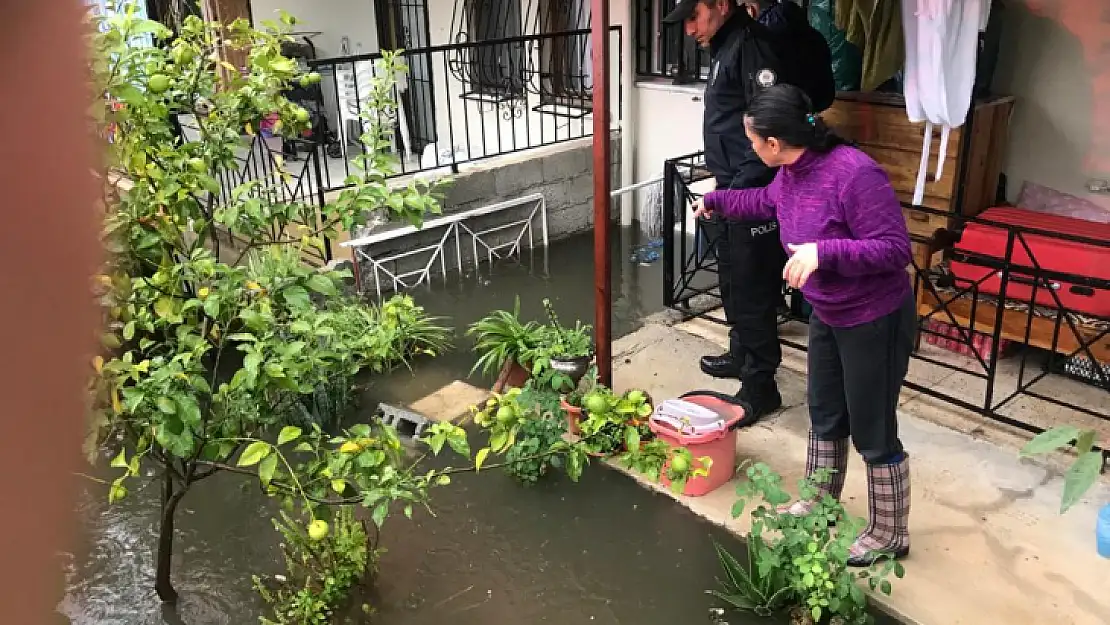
[560,366,599,435]
[575,387,653,457]
[539,298,593,386]
[467,297,545,392]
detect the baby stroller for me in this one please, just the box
[280,38,343,160]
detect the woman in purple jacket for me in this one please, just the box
[693,84,916,566]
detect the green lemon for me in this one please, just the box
[583,393,608,415]
[293,107,310,123]
[307,519,329,541]
[670,455,690,474]
[626,390,645,403]
[171,46,195,65]
[496,405,515,424]
[148,74,171,94]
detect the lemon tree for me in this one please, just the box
[87,4,447,604]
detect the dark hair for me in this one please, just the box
[743,84,850,153]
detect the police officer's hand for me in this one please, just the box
[692,197,713,220]
[784,243,819,288]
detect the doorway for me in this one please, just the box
[374,0,438,155]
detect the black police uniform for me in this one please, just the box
[664,1,834,416]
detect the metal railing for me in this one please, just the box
[661,151,1110,456]
[634,0,708,82]
[208,133,332,265]
[306,27,623,191]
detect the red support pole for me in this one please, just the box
[590,0,613,386]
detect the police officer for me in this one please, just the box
[663,0,833,420]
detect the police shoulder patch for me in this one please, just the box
[755,68,776,88]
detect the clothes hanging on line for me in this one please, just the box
[901,0,991,206]
[835,0,905,92]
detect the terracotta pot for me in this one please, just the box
[560,397,583,435]
[492,358,530,393]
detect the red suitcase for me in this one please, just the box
[949,206,1110,318]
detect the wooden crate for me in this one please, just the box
[821,92,1015,239]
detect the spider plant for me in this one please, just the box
[466,296,546,377]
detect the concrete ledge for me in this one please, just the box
[608,321,1110,625]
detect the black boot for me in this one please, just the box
[737,378,782,419]
[700,353,742,379]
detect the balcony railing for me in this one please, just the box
[306,27,622,192]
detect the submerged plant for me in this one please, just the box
[710,463,904,624]
[254,507,377,625]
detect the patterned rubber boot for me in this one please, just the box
[776,431,849,517]
[847,455,911,567]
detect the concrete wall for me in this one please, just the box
[350,134,621,291]
[250,0,378,58]
[991,0,1110,211]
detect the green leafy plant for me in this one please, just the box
[710,463,904,624]
[563,366,599,408]
[540,297,593,359]
[1020,426,1105,514]
[618,439,711,494]
[505,411,569,485]
[88,5,448,603]
[467,296,546,377]
[254,507,377,625]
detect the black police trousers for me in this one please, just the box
[707,214,786,387]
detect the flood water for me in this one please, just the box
[59,228,892,625]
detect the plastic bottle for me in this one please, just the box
[1098,503,1110,558]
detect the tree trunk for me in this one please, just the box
[155,469,186,603]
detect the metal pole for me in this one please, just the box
[591,0,613,386]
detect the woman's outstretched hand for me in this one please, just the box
[784,243,819,288]
[692,197,714,220]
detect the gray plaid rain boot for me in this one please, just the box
[776,431,849,516]
[847,455,911,567]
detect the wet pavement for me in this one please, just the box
[58,227,891,625]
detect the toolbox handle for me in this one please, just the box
[998,272,1059,290]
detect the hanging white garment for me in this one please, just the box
[901,0,991,205]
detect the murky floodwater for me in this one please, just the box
[59,228,890,625]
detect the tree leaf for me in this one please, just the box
[281,285,311,310]
[258,453,278,488]
[156,397,176,414]
[306,274,338,297]
[238,441,271,467]
[110,448,128,469]
[475,448,490,472]
[203,296,220,319]
[277,426,302,446]
[1075,429,1098,455]
[371,502,389,528]
[154,297,175,319]
[1020,426,1080,457]
[1061,451,1103,513]
[446,430,471,459]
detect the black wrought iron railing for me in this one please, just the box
[661,152,1110,452]
[307,27,623,192]
[634,0,709,82]
[209,133,332,266]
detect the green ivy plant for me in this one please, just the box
[88,4,447,603]
[1020,426,1105,514]
[710,462,904,624]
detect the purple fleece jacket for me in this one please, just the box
[704,144,912,328]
